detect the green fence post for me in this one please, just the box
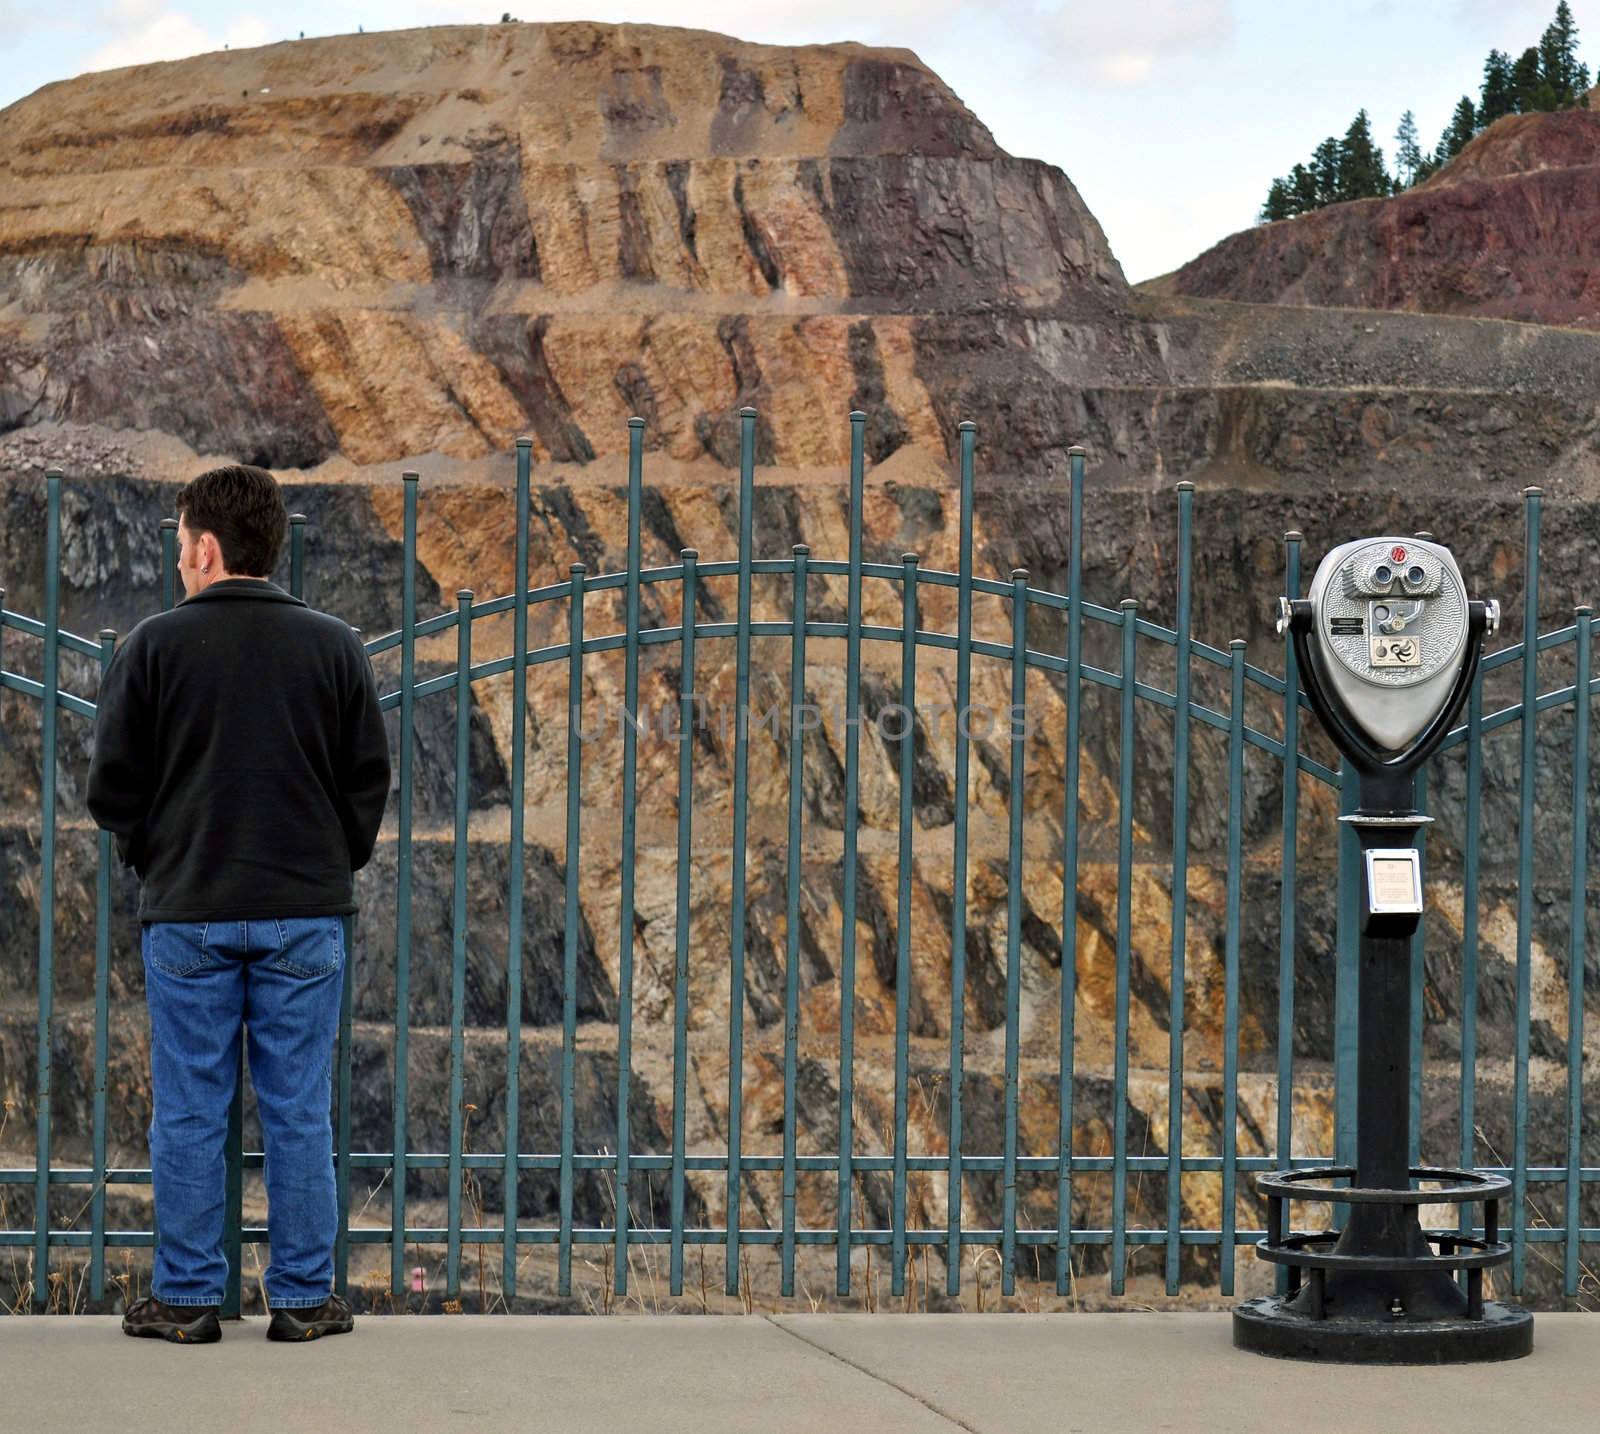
[505,436,533,1301]
[161,516,177,611]
[92,627,116,1301]
[33,472,61,1310]
[1274,532,1302,1298]
[392,471,419,1300]
[1165,483,1194,1294]
[1001,570,1029,1295]
[946,420,976,1297]
[1056,446,1086,1296]
[1111,598,1137,1296]
[334,904,354,1301]
[153,516,183,1304]
[558,564,586,1297]
[727,411,757,1295]
[1566,608,1591,1295]
[892,552,919,1298]
[780,545,810,1298]
[329,554,358,1306]
[446,588,474,1299]
[836,410,866,1297]
[614,418,645,1297]
[1336,755,1360,1177]
[671,551,698,1298]
[1220,641,1245,1296]
[1512,487,1542,1292]
[1458,663,1483,1284]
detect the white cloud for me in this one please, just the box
[83,12,213,74]
[96,0,167,25]
[80,7,270,76]
[224,15,270,49]
[1452,0,1547,21]
[0,3,75,40]
[1096,53,1155,85]
[393,0,969,46]
[1054,0,1235,87]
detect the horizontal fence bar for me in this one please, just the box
[6,1226,1595,1250]
[12,614,1594,792]
[11,1159,1598,1181]
[10,631,1595,792]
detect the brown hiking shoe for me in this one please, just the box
[266,1291,354,1341]
[122,1294,222,1344]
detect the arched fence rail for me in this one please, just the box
[0,410,1594,1316]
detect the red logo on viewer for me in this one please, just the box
[1391,546,1407,563]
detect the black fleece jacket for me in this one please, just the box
[86,577,392,922]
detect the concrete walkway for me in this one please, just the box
[4,1313,1593,1432]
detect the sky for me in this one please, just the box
[1,0,1594,283]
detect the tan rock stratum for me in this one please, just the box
[0,21,1140,477]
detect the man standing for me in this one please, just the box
[88,464,391,1343]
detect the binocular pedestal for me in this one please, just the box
[1237,561,1532,1362]
[1233,786,1532,1362]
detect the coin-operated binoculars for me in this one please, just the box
[1232,536,1533,1363]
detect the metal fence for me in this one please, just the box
[0,410,1594,1316]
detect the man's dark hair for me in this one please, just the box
[173,465,288,578]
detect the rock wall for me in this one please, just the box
[1,24,1597,1309]
[0,21,1141,475]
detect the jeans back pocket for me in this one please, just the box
[271,917,344,978]
[144,922,213,977]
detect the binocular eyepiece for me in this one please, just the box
[1369,561,1427,593]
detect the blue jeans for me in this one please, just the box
[140,917,346,1310]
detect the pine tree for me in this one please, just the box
[1337,109,1389,200]
[1394,109,1423,188]
[1480,49,1515,125]
[1540,1,1583,105]
[1511,46,1544,112]
[1260,178,1293,223]
[1432,96,1478,171]
[1311,136,1342,206]
[1288,163,1318,214]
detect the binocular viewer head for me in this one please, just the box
[1278,536,1499,761]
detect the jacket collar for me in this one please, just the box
[181,578,308,607]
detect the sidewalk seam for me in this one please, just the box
[763,1316,982,1434]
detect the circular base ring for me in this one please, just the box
[1233,1296,1533,1364]
[1256,1164,1509,1206]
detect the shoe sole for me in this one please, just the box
[122,1315,222,1344]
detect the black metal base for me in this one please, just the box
[1233,1295,1533,1364]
